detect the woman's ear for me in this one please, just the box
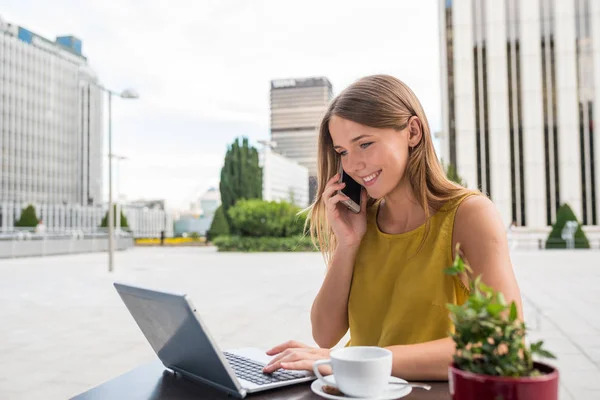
[407,116,423,148]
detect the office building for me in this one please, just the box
[439,0,600,229]
[0,16,104,208]
[199,187,220,217]
[173,216,212,237]
[270,77,333,201]
[173,188,219,237]
[259,141,309,207]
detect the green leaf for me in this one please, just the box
[530,341,557,359]
[496,292,506,306]
[535,349,557,359]
[479,282,493,295]
[446,304,462,314]
[486,303,505,317]
[509,302,518,322]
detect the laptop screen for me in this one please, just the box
[114,283,242,394]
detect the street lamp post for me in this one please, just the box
[101,87,139,273]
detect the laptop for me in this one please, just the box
[113,282,315,398]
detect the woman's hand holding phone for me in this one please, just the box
[322,173,368,249]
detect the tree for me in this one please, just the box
[15,204,39,227]
[545,203,590,249]
[219,137,263,229]
[444,161,467,187]
[100,205,129,228]
[207,206,230,241]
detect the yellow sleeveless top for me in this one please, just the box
[347,194,474,347]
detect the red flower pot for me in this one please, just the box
[449,362,559,400]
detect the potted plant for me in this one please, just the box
[445,246,559,400]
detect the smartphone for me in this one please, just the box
[337,163,362,213]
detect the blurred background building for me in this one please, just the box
[269,77,333,202]
[0,17,103,206]
[174,188,221,237]
[122,199,173,238]
[438,0,600,230]
[199,187,220,217]
[0,16,170,238]
[259,140,309,207]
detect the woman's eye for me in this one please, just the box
[338,150,348,156]
[360,142,373,149]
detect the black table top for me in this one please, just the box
[72,359,450,400]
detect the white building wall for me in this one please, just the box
[441,0,599,228]
[260,146,310,207]
[123,206,173,238]
[485,0,512,225]
[554,0,582,219]
[592,0,600,222]
[438,1,451,165]
[452,0,478,189]
[520,0,548,229]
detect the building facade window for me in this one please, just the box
[446,0,457,168]
[506,0,526,226]
[472,0,491,197]
[540,0,560,225]
[575,0,597,225]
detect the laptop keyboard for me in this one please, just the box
[223,352,307,386]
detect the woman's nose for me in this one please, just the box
[345,153,366,173]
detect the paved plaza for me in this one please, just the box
[1,247,599,399]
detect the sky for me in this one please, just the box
[2,0,442,211]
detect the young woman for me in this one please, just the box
[262,75,522,380]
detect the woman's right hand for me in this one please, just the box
[322,173,368,248]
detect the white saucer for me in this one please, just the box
[310,375,412,400]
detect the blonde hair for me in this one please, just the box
[305,75,476,265]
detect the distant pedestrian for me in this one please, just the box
[160,230,165,246]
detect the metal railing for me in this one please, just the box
[509,237,600,250]
[0,228,132,241]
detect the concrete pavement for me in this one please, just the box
[0,247,598,399]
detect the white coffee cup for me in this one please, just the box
[313,346,393,398]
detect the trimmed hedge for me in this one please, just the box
[207,205,230,241]
[227,199,307,238]
[15,204,39,227]
[545,203,590,249]
[100,205,129,228]
[212,235,316,252]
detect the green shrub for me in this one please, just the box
[227,199,307,238]
[212,235,316,252]
[545,203,590,249]
[207,206,230,241]
[15,205,39,227]
[100,206,129,228]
